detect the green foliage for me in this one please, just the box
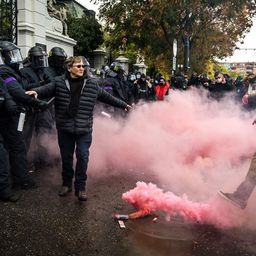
[67,15,104,56]
[230,71,243,79]
[94,0,256,74]
[213,63,229,75]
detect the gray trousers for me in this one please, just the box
[234,152,256,201]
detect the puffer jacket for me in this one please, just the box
[34,75,128,134]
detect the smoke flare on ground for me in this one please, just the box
[122,181,245,228]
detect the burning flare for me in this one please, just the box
[123,182,245,228]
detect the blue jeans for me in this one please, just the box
[57,130,92,192]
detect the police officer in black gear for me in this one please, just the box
[21,46,51,85]
[104,62,129,117]
[20,46,54,169]
[47,46,67,77]
[0,41,40,90]
[0,42,47,190]
[0,77,22,202]
[0,41,23,71]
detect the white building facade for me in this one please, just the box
[17,0,76,58]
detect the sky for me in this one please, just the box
[222,18,256,63]
[77,1,256,63]
[76,0,99,14]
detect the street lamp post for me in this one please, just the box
[182,31,190,74]
[172,38,177,75]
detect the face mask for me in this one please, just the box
[130,75,136,81]
[10,57,18,63]
[216,78,222,83]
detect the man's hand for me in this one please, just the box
[25,90,38,98]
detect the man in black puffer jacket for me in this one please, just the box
[26,56,131,201]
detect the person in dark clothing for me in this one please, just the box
[188,72,202,88]
[125,73,137,105]
[46,47,67,77]
[0,41,47,190]
[241,75,256,110]
[134,73,150,102]
[26,56,131,201]
[0,77,22,202]
[104,62,129,117]
[171,72,188,90]
[20,46,54,169]
[208,72,234,100]
[234,76,246,102]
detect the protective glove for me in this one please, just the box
[33,98,48,111]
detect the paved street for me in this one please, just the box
[1,165,256,256]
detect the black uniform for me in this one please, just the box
[104,66,129,118]
[0,78,16,200]
[0,65,46,189]
[20,64,55,168]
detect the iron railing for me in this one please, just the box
[0,0,17,44]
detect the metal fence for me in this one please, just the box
[0,0,17,44]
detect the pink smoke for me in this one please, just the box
[40,88,256,228]
[122,181,245,228]
[89,89,256,228]
[91,90,256,197]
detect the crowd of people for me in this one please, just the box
[93,63,256,112]
[1,40,256,208]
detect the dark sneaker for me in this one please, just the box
[218,191,247,209]
[75,191,87,201]
[58,186,72,197]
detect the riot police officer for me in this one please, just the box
[46,46,67,78]
[0,41,47,190]
[0,77,22,201]
[21,46,51,85]
[103,62,129,117]
[20,46,54,169]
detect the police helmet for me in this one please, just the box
[78,56,92,76]
[48,47,67,68]
[0,41,23,65]
[110,62,125,74]
[80,56,90,67]
[28,46,48,69]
